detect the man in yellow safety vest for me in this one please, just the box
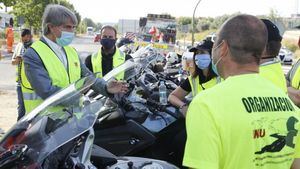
[85,25,132,80]
[22,4,127,114]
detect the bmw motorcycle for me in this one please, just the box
[0,75,179,169]
[93,46,186,167]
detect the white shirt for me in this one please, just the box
[12,42,25,59]
[43,35,67,69]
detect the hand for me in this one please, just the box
[179,105,188,117]
[12,56,22,65]
[15,57,22,63]
[106,80,129,94]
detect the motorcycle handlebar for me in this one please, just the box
[146,99,182,119]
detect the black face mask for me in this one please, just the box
[100,38,116,50]
[23,40,33,48]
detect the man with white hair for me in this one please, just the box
[22,4,127,113]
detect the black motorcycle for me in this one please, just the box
[0,76,179,169]
[92,46,186,167]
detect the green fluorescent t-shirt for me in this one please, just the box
[183,74,300,169]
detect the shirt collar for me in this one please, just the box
[43,35,63,51]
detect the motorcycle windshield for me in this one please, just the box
[0,76,103,163]
[103,45,165,81]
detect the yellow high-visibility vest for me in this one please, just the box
[91,48,125,80]
[259,59,287,93]
[188,76,220,97]
[21,40,81,113]
[289,59,300,89]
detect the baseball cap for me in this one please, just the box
[261,19,282,42]
[189,39,214,54]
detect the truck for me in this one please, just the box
[86,27,94,36]
[118,19,139,35]
[138,14,176,44]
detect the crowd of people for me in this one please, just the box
[9,3,300,169]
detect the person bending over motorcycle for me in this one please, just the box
[168,39,219,116]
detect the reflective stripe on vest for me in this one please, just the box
[22,92,42,100]
[289,59,300,89]
[259,59,288,93]
[188,76,220,97]
[16,62,22,82]
[91,48,125,80]
[21,40,81,113]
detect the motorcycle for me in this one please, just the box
[92,46,186,167]
[0,75,179,169]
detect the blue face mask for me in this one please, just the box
[101,38,116,49]
[56,31,75,46]
[211,41,224,76]
[195,54,211,70]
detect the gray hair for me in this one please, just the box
[42,4,78,35]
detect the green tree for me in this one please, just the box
[82,18,96,28]
[176,17,192,26]
[11,0,81,33]
[95,22,102,32]
[0,0,18,8]
[197,17,214,31]
[77,20,87,34]
[209,12,240,29]
[176,16,201,33]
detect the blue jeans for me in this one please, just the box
[16,84,25,120]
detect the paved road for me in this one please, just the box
[70,35,100,61]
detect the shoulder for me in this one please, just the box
[16,42,23,48]
[85,54,92,62]
[194,78,229,101]
[23,47,39,60]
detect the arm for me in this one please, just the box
[291,123,300,169]
[291,159,300,169]
[168,86,189,116]
[168,78,190,107]
[168,86,188,108]
[11,43,22,65]
[23,48,61,99]
[80,58,110,97]
[84,54,93,72]
[288,87,300,107]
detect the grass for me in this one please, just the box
[177,29,217,43]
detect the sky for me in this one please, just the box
[69,0,299,23]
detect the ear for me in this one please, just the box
[48,24,56,33]
[220,40,230,59]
